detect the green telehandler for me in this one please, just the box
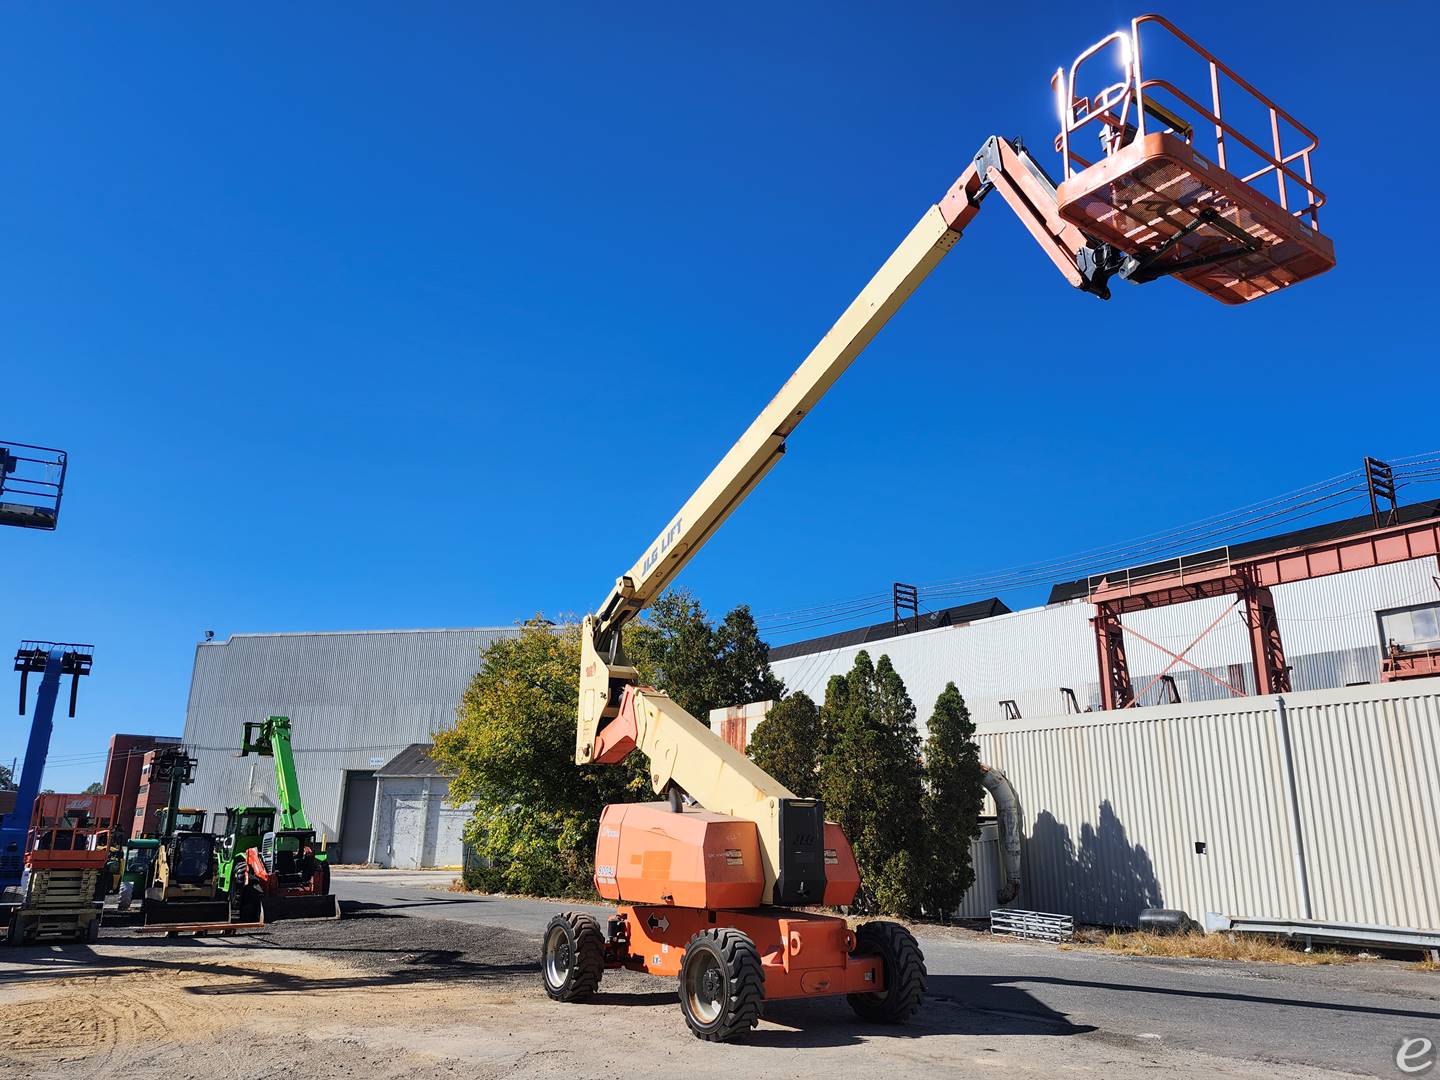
[115,837,159,912]
[220,716,339,923]
[216,806,274,917]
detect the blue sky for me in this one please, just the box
[3,2,1434,789]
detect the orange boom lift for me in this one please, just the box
[542,14,1333,1041]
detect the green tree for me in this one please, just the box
[0,762,14,790]
[82,781,103,795]
[711,605,784,712]
[434,593,785,898]
[627,589,784,719]
[626,591,715,717]
[432,621,646,896]
[921,682,984,920]
[819,652,928,917]
[820,673,849,758]
[746,692,821,796]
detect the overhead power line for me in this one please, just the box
[755,452,1440,642]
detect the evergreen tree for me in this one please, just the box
[867,655,928,916]
[627,591,716,717]
[747,692,821,796]
[921,682,984,919]
[819,651,928,917]
[627,590,784,720]
[819,652,876,861]
[820,673,850,757]
[711,604,784,711]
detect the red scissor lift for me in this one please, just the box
[3,793,118,945]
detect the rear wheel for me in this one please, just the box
[678,928,764,1042]
[847,921,926,1023]
[541,912,604,1001]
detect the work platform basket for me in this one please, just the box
[0,441,67,531]
[1054,15,1333,304]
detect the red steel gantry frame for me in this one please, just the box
[1090,513,1440,710]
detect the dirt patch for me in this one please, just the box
[0,924,535,1080]
[0,949,359,1079]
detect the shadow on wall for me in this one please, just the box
[1026,801,1162,926]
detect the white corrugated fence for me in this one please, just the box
[976,676,1440,930]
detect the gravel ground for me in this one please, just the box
[1,902,1399,1079]
[256,906,541,977]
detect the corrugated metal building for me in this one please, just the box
[180,628,516,863]
[770,560,1439,728]
[761,539,1440,932]
[371,744,474,869]
[973,678,1440,930]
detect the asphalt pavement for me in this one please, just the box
[333,868,1440,1077]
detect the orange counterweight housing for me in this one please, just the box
[821,821,860,907]
[594,802,764,909]
[593,804,863,910]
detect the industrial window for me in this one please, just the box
[1378,602,1440,654]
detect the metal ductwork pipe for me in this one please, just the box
[980,763,1023,905]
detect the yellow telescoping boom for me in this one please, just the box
[577,136,1111,903]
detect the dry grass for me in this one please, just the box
[1070,929,1357,965]
[1416,955,1440,972]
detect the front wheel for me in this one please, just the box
[541,912,604,1002]
[229,864,258,923]
[678,928,764,1042]
[848,921,926,1023]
